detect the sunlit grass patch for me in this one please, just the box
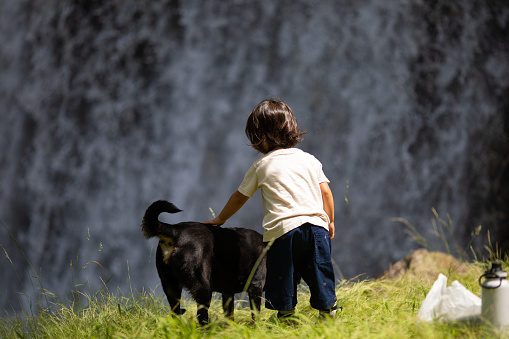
[2,261,509,338]
[1,215,508,338]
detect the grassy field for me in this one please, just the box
[1,257,507,339]
[1,211,508,338]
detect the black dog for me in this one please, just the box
[141,200,266,324]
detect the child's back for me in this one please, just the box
[204,99,338,319]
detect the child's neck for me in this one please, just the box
[263,146,287,154]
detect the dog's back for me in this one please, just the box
[141,200,266,324]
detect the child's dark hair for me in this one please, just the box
[245,99,307,153]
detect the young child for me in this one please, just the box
[204,99,337,319]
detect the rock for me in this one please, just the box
[379,248,481,282]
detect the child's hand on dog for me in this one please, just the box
[203,217,225,226]
[203,191,249,227]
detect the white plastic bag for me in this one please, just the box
[417,273,481,321]
[418,273,447,321]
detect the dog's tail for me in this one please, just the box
[141,200,182,239]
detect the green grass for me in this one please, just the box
[1,260,508,339]
[1,214,508,338]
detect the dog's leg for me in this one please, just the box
[163,285,186,315]
[247,287,263,321]
[192,284,212,325]
[195,293,212,325]
[159,272,186,315]
[156,246,186,315]
[222,293,234,320]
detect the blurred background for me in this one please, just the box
[1,0,508,312]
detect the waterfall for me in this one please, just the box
[1,0,508,312]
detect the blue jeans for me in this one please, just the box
[264,223,337,311]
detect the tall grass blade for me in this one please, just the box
[242,238,275,294]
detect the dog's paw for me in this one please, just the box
[172,308,186,315]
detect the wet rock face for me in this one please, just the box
[458,0,509,256]
[463,109,509,255]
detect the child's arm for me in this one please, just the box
[204,190,249,225]
[320,182,335,239]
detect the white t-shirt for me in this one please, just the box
[238,148,330,242]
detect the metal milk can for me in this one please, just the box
[479,262,509,328]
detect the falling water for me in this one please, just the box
[1,0,508,312]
